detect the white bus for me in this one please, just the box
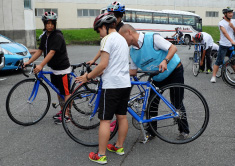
[101,8,202,44]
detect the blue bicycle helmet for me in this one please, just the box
[107,1,125,13]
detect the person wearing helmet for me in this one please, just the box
[194,32,214,73]
[211,7,235,83]
[24,12,71,124]
[119,24,189,142]
[87,1,125,65]
[172,27,183,44]
[76,13,131,165]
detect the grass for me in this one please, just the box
[36,26,220,46]
[36,28,100,45]
[202,26,220,42]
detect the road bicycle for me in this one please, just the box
[6,62,97,126]
[189,43,205,77]
[61,70,209,146]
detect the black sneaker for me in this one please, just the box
[52,110,62,119]
[54,116,70,125]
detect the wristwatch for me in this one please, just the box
[163,58,170,64]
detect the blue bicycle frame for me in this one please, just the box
[88,78,179,123]
[27,70,77,103]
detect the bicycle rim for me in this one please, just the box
[130,74,149,130]
[147,83,209,144]
[62,90,118,146]
[6,79,51,126]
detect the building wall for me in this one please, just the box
[0,0,36,48]
[34,0,235,29]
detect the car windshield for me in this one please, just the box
[0,36,11,44]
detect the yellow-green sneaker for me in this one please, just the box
[107,144,124,155]
[89,152,107,165]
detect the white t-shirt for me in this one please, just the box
[212,43,219,51]
[130,32,172,70]
[219,19,235,47]
[201,32,214,50]
[100,32,131,89]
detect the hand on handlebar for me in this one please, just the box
[76,72,88,84]
[86,60,96,66]
[33,64,43,74]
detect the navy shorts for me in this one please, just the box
[215,45,232,66]
[50,74,70,96]
[98,87,131,120]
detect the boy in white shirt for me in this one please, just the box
[194,32,214,73]
[76,13,131,165]
[211,7,235,83]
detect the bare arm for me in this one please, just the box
[220,26,235,45]
[24,49,43,66]
[87,50,101,65]
[159,44,177,72]
[77,51,109,83]
[34,50,56,73]
[200,49,206,66]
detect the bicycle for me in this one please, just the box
[189,43,205,77]
[61,70,209,146]
[173,35,185,45]
[6,62,97,126]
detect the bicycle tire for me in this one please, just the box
[62,90,118,146]
[6,79,51,126]
[130,74,149,130]
[146,83,209,144]
[221,58,235,88]
[192,51,200,77]
[71,80,99,114]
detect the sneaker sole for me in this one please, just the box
[107,148,124,155]
[89,157,107,164]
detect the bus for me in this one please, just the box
[101,8,202,44]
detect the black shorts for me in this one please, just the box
[50,74,70,96]
[98,87,131,120]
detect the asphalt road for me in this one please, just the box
[0,45,234,166]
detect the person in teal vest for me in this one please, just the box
[119,24,189,141]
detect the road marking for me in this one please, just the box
[0,78,7,81]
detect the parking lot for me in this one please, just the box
[0,45,235,166]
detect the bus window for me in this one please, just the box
[136,12,152,23]
[195,17,202,32]
[169,14,182,24]
[125,11,132,22]
[153,13,168,24]
[132,11,136,22]
[183,15,195,25]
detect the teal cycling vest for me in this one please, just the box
[130,32,181,82]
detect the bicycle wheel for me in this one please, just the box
[146,83,209,144]
[192,51,200,77]
[130,74,149,130]
[71,80,99,114]
[62,90,118,146]
[6,79,51,126]
[221,58,235,88]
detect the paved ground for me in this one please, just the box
[0,45,235,166]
